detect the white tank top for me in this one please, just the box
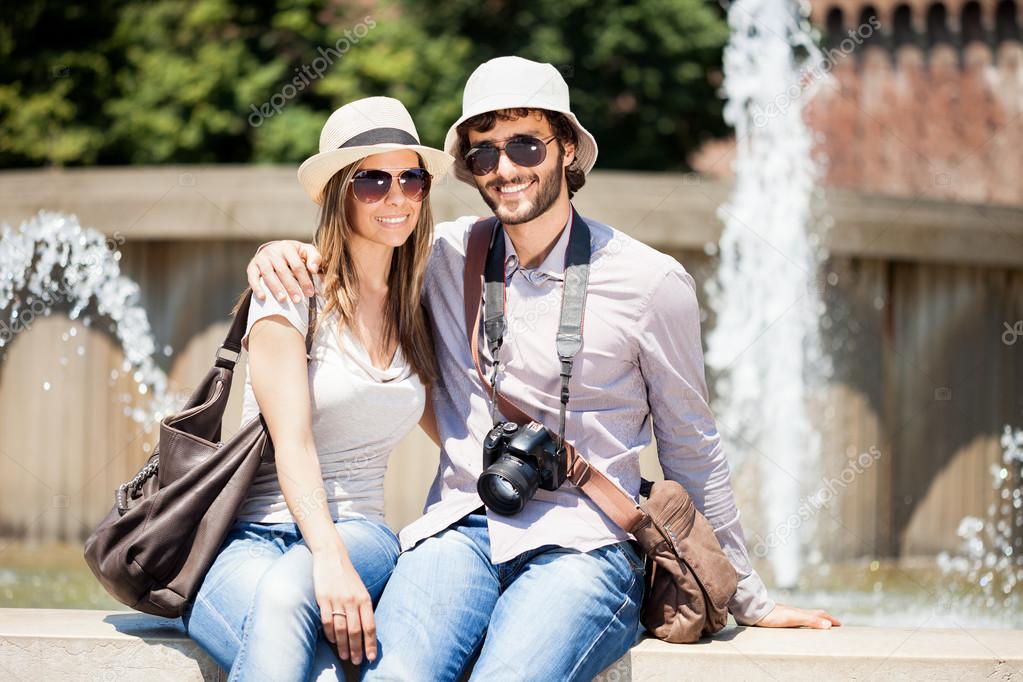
[234,277,425,524]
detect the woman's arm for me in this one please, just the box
[247,315,378,664]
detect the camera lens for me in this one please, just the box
[477,455,539,515]
[479,476,521,513]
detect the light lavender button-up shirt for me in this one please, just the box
[398,211,775,625]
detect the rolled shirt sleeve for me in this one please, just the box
[636,263,775,625]
[241,277,311,350]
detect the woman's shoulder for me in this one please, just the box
[242,277,317,349]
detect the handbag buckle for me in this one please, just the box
[215,346,240,367]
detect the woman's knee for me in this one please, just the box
[250,569,319,623]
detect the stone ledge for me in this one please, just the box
[2,608,1023,681]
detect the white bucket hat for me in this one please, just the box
[443,56,599,185]
[298,96,454,205]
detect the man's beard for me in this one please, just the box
[478,147,564,225]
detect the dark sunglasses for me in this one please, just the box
[348,168,432,204]
[464,135,557,176]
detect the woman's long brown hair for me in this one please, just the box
[313,157,437,383]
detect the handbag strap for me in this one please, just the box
[118,290,317,512]
[464,218,647,533]
[215,289,318,370]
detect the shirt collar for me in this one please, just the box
[501,207,574,283]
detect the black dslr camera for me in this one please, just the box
[477,421,568,515]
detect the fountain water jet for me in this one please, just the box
[937,426,1023,617]
[706,0,831,588]
[0,211,174,425]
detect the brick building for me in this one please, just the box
[694,0,1023,206]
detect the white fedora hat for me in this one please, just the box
[443,56,598,185]
[298,96,454,205]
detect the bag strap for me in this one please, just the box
[464,218,647,533]
[215,289,317,370]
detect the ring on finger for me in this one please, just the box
[332,611,347,619]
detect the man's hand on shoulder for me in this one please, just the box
[247,240,322,303]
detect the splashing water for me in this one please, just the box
[706,0,830,587]
[937,426,1023,617]
[0,211,173,424]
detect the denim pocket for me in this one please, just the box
[615,540,646,575]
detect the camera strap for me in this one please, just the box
[482,207,590,451]
[464,213,646,533]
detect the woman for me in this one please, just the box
[183,96,453,681]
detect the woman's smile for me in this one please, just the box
[374,214,411,227]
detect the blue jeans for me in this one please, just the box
[182,516,400,681]
[361,513,644,681]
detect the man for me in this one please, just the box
[249,56,839,680]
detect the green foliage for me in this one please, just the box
[408,0,730,169]
[0,0,728,170]
[0,1,122,165]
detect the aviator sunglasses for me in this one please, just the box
[348,168,432,204]
[464,135,557,176]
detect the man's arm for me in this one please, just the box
[247,240,322,303]
[247,216,479,303]
[636,263,839,629]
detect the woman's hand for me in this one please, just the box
[753,603,841,629]
[312,548,377,665]
[247,240,322,303]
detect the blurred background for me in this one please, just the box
[0,0,1020,628]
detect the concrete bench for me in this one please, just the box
[2,608,1022,680]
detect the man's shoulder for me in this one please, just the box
[580,214,686,281]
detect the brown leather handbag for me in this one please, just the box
[464,218,737,643]
[83,289,316,618]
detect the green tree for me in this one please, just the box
[405,0,730,170]
[249,4,472,162]
[0,0,728,170]
[0,1,123,165]
[104,0,302,163]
